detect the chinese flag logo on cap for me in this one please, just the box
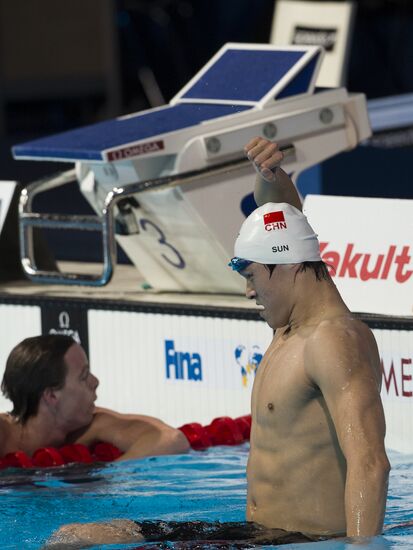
[263,211,285,225]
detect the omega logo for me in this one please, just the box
[49,310,81,344]
[58,311,70,329]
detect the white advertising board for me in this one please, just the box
[375,328,413,454]
[88,308,273,427]
[303,195,413,316]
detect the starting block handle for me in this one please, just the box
[19,169,116,286]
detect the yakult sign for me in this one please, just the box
[303,195,413,316]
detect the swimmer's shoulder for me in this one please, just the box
[312,313,374,344]
[93,407,174,429]
[71,407,163,443]
[91,407,159,424]
[304,315,380,377]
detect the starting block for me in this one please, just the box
[13,43,371,291]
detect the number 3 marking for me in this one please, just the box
[140,218,185,269]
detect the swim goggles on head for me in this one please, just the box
[228,257,253,272]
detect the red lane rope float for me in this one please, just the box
[1,450,33,469]
[32,447,65,467]
[91,442,123,462]
[234,415,252,441]
[0,415,252,469]
[178,423,212,451]
[178,415,251,450]
[206,417,244,446]
[0,442,122,470]
[60,443,94,464]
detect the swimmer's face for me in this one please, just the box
[53,343,99,431]
[240,262,294,329]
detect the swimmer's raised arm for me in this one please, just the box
[244,137,302,211]
[74,407,189,461]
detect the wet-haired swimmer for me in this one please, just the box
[46,139,389,548]
[233,136,389,538]
[0,335,189,460]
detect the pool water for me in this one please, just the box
[0,445,411,549]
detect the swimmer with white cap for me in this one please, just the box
[231,137,389,539]
[230,201,321,272]
[46,139,390,548]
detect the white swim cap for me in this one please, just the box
[231,202,321,269]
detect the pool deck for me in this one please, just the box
[0,262,260,314]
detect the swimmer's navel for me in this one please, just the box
[267,402,274,411]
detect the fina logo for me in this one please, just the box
[235,345,263,387]
[165,340,202,381]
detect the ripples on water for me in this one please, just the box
[0,445,411,549]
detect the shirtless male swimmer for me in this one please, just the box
[0,335,189,461]
[46,138,390,548]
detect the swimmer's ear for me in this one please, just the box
[42,387,59,408]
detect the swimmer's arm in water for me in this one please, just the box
[74,407,189,460]
[244,136,302,211]
[305,324,390,537]
[44,519,143,548]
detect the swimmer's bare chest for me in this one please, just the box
[251,329,322,449]
[247,329,346,534]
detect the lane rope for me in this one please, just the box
[0,415,252,469]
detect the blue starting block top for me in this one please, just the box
[13,103,251,162]
[12,44,322,164]
[176,48,309,103]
